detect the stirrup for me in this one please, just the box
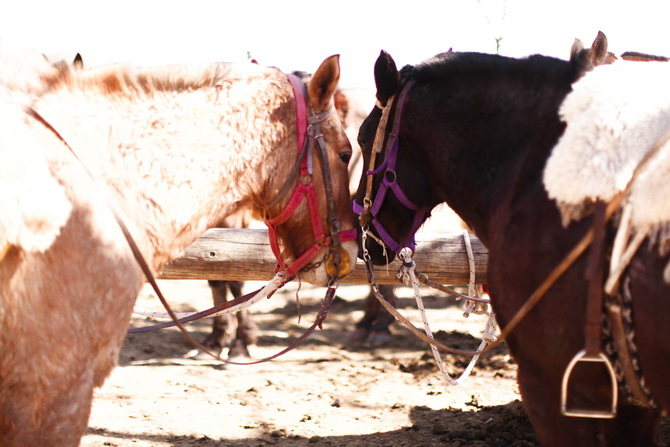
[560,349,618,418]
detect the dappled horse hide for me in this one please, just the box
[0,55,357,446]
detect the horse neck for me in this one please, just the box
[33,74,295,270]
[405,68,574,247]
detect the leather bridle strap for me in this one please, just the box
[265,74,355,278]
[584,200,607,357]
[354,79,428,253]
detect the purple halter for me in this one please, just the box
[354,79,429,253]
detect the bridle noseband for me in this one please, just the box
[354,79,429,254]
[265,73,356,279]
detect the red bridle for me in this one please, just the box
[264,74,356,278]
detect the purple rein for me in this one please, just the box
[353,79,429,254]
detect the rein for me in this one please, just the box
[353,79,429,254]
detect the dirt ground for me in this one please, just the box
[81,279,670,447]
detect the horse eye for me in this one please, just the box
[340,152,352,164]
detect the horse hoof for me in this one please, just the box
[185,348,223,360]
[348,328,371,342]
[219,354,255,370]
[365,330,391,346]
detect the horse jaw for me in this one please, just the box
[299,239,358,286]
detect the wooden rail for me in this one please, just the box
[158,228,488,285]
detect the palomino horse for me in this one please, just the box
[354,34,670,445]
[0,55,357,446]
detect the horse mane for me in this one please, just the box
[37,61,274,98]
[399,51,581,86]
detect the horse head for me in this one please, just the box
[264,55,358,285]
[353,50,432,265]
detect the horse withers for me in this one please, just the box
[354,33,670,446]
[0,54,357,446]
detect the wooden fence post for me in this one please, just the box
[158,228,487,285]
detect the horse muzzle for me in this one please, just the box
[301,238,358,286]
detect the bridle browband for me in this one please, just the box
[354,78,429,254]
[265,73,356,279]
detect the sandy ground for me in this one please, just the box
[80,279,670,447]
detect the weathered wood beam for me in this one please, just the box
[158,228,488,285]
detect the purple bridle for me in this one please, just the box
[354,79,429,253]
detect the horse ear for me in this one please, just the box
[73,53,84,70]
[374,50,399,107]
[588,31,612,65]
[308,55,340,112]
[570,39,585,60]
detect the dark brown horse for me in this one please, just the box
[354,36,669,446]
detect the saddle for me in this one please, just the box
[544,60,670,254]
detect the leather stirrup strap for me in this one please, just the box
[584,200,607,356]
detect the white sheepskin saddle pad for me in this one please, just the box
[544,61,670,234]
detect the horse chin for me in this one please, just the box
[299,240,358,286]
[355,228,397,266]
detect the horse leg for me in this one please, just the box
[0,225,141,446]
[189,280,234,359]
[350,284,397,345]
[226,280,258,362]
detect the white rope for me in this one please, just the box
[398,248,497,386]
[461,230,488,317]
[132,271,287,320]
